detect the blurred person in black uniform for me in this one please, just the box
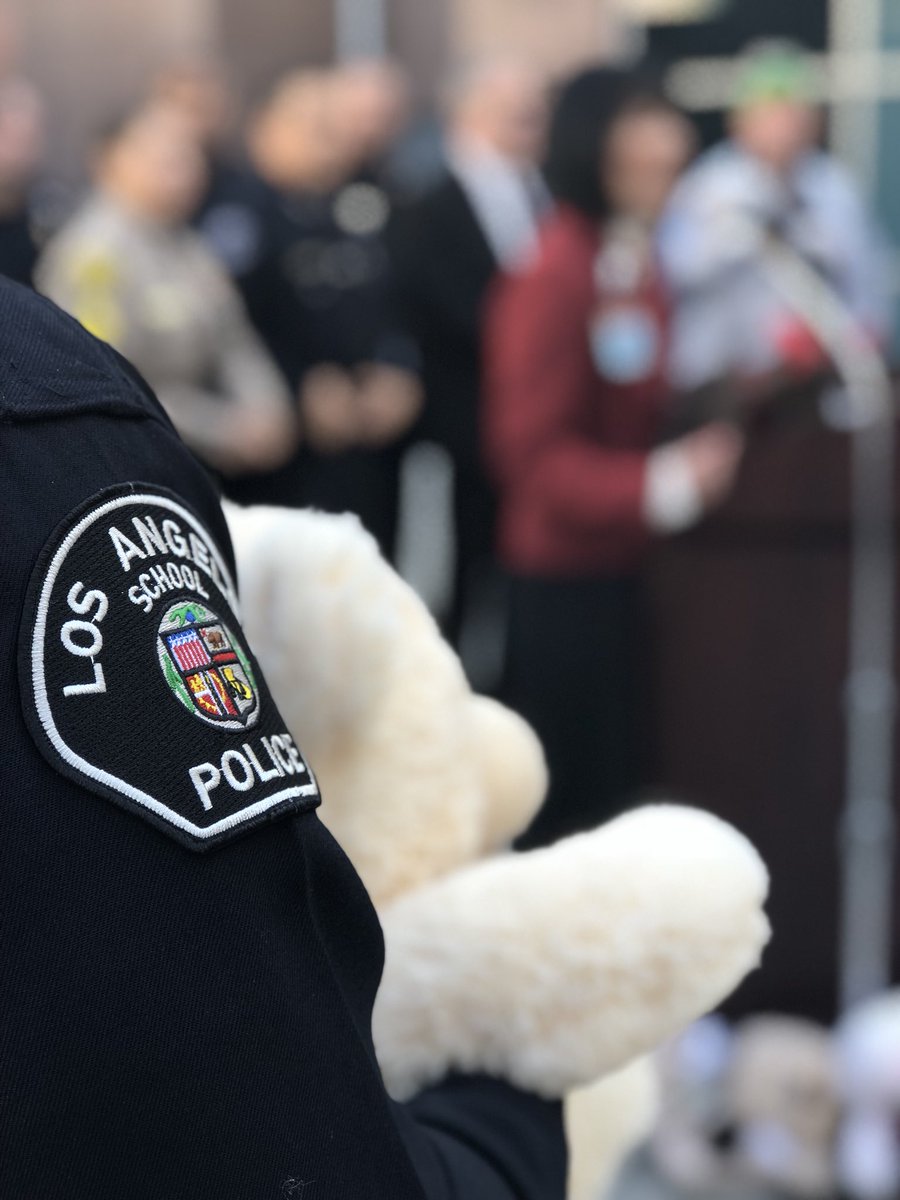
[392,59,549,649]
[330,58,414,192]
[199,70,422,558]
[0,273,567,1199]
[329,57,445,197]
[0,76,44,285]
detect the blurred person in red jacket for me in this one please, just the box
[486,67,744,849]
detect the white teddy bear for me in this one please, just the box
[226,503,771,1199]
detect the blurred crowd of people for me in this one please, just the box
[1,39,892,850]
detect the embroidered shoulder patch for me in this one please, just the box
[19,484,320,852]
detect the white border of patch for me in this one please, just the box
[30,491,316,841]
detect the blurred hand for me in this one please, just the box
[300,364,361,455]
[676,422,745,512]
[219,405,299,474]
[356,364,423,448]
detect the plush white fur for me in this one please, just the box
[566,1061,660,1200]
[374,806,769,1101]
[226,502,771,1200]
[227,503,546,904]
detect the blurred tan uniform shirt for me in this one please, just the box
[37,195,292,470]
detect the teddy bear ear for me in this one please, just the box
[225,502,399,753]
[467,695,548,851]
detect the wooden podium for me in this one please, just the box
[643,397,900,1020]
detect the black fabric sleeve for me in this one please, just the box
[0,276,568,1200]
[401,1076,568,1200]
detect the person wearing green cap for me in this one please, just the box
[659,39,891,394]
[731,39,818,114]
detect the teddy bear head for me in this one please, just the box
[228,504,547,905]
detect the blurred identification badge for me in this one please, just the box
[589,307,660,385]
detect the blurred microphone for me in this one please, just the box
[713,205,891,423]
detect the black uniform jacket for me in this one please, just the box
[391,173,498,471]
[0,278,565,1198]
[199,167,417,540]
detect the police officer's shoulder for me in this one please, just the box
[0,274,172,429]
[6,268,322,855]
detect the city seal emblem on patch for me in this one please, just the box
[19,483,320,852]
[157,601,259,730]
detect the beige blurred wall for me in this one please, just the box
[4,0,332,182]
[4,0,621,186]
[450,0,623,77]
[10,0,222,177]
[390,0,449,100]
[219,0,332,105]
[391,0,623,99]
